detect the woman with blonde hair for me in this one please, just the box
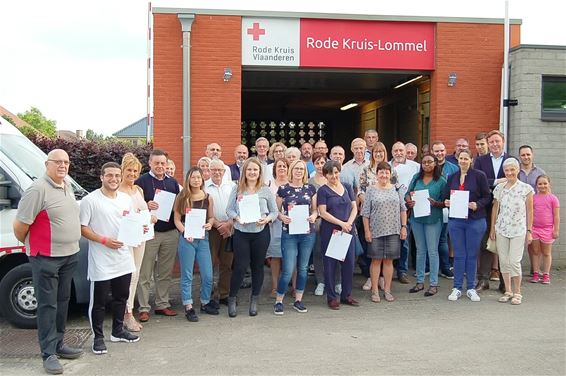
[118,153,156,331]
[197,157,212,181]
[226,158,278,317]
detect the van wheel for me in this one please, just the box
[0,263,38,329]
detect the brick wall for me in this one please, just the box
[509,46,566,265]
[430,23,521,152]
[153,14,242,176]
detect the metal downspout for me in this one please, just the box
[178,14,195,177]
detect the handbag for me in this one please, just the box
[486,238,497,254]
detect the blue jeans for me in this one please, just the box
[438,222,451,273]
[397,219,411,276]
[277,232,316,296]
[412,220,442,286]
[448,218,487,290]
[177,234,213,306]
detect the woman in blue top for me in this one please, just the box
[273,160,318,315]
[318,160,358,310]
[443,149,491,302]
[405,155,447,297]
[226,158,278,317]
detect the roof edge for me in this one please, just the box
[510,44,566,52]
[152,7,522,25]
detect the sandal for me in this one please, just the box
[124,315,142,332]
[498,292,514,303]
[424,286,438,297]
[371,291,381,303]
[511,293,523,305]
[409,283,424,293]
[383,291,395,302]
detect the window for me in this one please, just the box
[541,76,566,121]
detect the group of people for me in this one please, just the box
[14,129,560,374]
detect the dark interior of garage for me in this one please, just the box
[241,69,430,158]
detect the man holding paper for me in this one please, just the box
[273,160,318,315]
[135,149,181,322]
[80,162,139,355]
[443,149,491,302]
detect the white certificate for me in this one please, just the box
[139,209,154,241]
[117,211,144,247]
[288,204,310,235]
[238,194,261,223]
[449,190,470,219]
[153,189,176,222]
[325,230,353,262]
[411,189,431,218]
[184,208,207,239]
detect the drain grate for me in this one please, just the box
[0,328,91,358]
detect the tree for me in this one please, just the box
[86,129,109,142]
[1,114,16,126]
[18,107,57,139]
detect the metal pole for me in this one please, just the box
[502,0,510,152]
[146,2,152,144]
[178,14,195,177]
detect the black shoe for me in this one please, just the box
[110,330,140,343]
[185,308,199,322]
[43,354,63,374]
[475,280,490,292]
[56,343,83,359]
[200,302,219,315]
[228,297,237,318]
[307,264,315,276]
[249,295,259,316]
[92,338,107,355]
[218,297,229,306]
[208,300,220,310]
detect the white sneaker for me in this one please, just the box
[314,283,325,296]
[448,288,462,301]
[335,284,342,294]
[362,278,372,291]
[466,289,481,302]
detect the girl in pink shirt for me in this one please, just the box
[530,175,560,284]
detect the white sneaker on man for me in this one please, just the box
[448,288,461,301]
[314,283,325,296]
[466,289,481,302]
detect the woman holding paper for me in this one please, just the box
[405,155,446,297]
[266,158,289,297]
[273,160,318,315]
[443,149,491,302]
[119,153,155,332]
[226,158,278,317]
[318,160,358,310]
[361,162,407,303]
[173,167,216,322]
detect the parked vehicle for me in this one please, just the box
[0,117,90,328]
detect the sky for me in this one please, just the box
[1,0,564,136]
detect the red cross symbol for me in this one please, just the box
[247,22,265,41]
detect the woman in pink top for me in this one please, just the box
[119,153,156,331]
[530,175,560,284]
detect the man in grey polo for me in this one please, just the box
[13,149,83,375]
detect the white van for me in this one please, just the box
[0,117,90,328]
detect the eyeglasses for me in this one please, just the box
[48,159,70,166]
[422,160,435,165]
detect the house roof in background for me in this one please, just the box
[113,117,153,138]
[0,105,32,128]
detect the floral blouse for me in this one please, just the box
[361,185,406,238]
[277,183,317,233]
[493,180,533,237]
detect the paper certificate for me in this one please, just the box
[449,190,470,219]
[325,230,353,262]
[184,208,207,239]
[238,194,261,223]
[288,204,310,235]
[411,190,431,218]
[139,210,154,241]
[118,211,144,247]
[153,189,176,222]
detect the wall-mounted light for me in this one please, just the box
[448,72,457,87]
[340,103,358,111]
[223,68,233,82]
[394,75,423,89]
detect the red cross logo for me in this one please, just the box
[247,22,265,41]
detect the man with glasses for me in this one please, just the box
[446,138,469,165]
[14,149,84,374]
[206,143,232,184]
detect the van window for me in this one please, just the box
[0,134,88,198]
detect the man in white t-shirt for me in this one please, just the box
[80,162,140,355]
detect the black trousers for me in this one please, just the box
[29,253,78,359]
[229,227,270,297]
[89,273,131,339]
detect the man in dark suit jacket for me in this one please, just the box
[473,130,516,293]
[228,144,248,182]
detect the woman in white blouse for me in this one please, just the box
[489,158,533,305]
